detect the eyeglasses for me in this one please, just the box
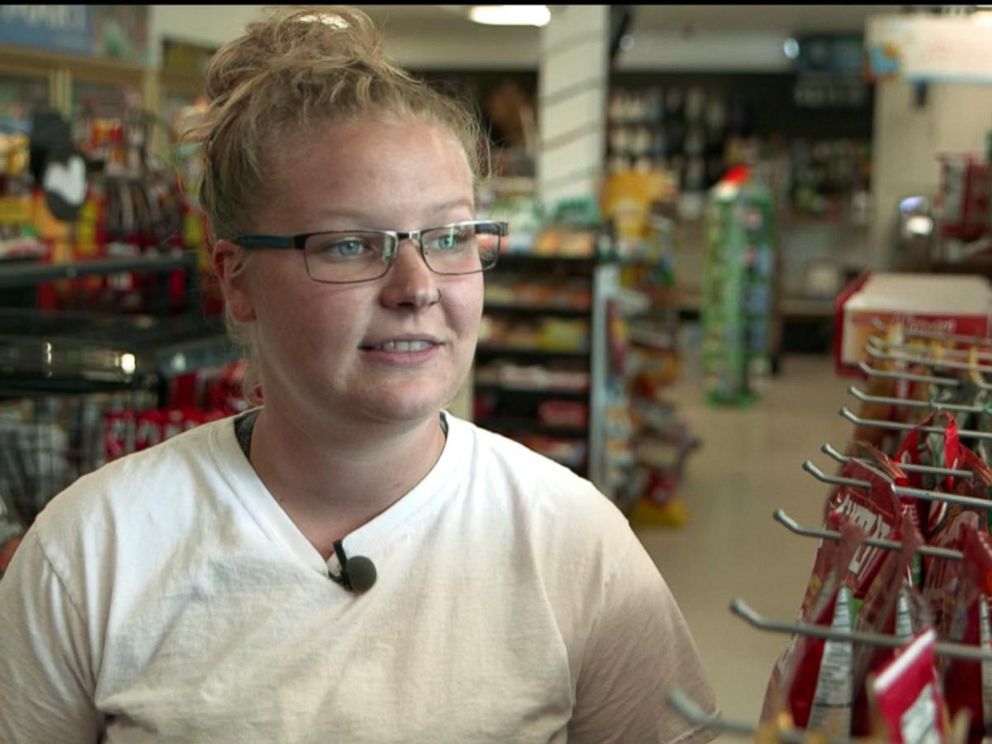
[233,220,507,284]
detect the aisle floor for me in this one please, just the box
[633,353,853,739]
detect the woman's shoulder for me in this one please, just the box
[447,414,632,539]
[31,415,238,546]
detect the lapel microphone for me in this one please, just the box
[330,539,377,593]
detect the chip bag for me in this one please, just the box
[869,628,948,744]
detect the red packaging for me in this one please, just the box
[762,513,866,730]
[942,525,992,743]
[104,409,136,460]
[850,509,931,736]
[134,409,165,451]
[870,628,946,744]
[765,447,919,733]
[822,451,909,602]
[922,445,992,639]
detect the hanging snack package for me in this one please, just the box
[761,513,865,732]
[850,508,932,737]
[942,525,992,744]
[891,412,962,534]
[922,445,992,637]
[868,628,948,744]
[770,447,916,733]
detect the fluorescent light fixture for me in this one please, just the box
[906,215,934,237]
[469,5,550,27]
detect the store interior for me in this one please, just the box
[4,4,992,740]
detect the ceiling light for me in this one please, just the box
[468,5,550,27]
[783,37,800,60]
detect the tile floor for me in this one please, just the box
[633,352,854,739]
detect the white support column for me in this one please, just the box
[537,5,609,213]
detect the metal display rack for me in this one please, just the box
[666,321,992,742]
[0,252,240,525]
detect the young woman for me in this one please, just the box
[0,7,717,742]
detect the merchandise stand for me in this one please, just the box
[666,320,992,742]
[0,252,241,530]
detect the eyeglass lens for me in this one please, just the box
[302,223,501,283]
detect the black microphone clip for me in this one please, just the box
[330,539,377,593]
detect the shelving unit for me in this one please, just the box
[0,253,242,525]
[476,248,608,482]
[0,252,237,397]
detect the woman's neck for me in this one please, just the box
[246,404,447,558]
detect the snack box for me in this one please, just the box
[835,271,992,376]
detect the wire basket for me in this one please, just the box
[0,389,157,524]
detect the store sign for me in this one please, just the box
[0,5,148,63]
[867,14,992,83]
[0,5,90,56]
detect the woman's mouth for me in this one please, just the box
[364,340,438,352]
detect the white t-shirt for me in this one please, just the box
[0,412,717,743]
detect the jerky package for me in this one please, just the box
[869,628,947,744]
[921,446,992,638]
[761,513,865,731]
[850,508,932,737]
[764,447,918,734]
[942,525,992,743]
[891,412,962,534]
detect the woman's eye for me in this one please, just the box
[432,229,472,252]
[326,239,369,258]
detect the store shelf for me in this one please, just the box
[495,254,598,273]
[475,345,589,360]
[0,253,197,288]
[474,383,588,400]
[483,303,590,318]
[475,416,588,439]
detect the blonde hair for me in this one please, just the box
[182,5,491,405]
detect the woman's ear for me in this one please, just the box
[213,239,256,322]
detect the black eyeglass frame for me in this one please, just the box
[232,219,508,284]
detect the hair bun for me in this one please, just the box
[205,5,390,103]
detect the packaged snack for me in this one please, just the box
[104,409,136,460]
[762,513,865,730]
[823,450,910,612]
[942,525,992,743]
[851,509,931,736]
[869,628,947,744]
[890,412,962,536]
[922,445,992,638]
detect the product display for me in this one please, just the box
[12,11,992,742]
[475,226,608,480]
[752,319,992,741]
[701,166,776,404]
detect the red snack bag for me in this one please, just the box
[922,445,992,639]
[942,525,992,743]
[765,447,917,734]
[762,513,866,731]
[104,409,136,460]
[160,408,189,442]
[134,409,165,452]
[850,508,931,736]
[869,628,947,744]
[824,450,910,607]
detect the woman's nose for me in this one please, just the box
[379,238,440,308]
